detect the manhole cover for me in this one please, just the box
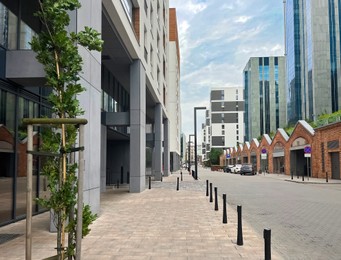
[0,234,22,245]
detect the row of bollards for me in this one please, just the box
[206,179,271,259]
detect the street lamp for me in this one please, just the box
[188,134,194,172]
[194,106,206,180]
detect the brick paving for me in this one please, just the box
[0,171,283,259]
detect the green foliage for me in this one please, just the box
[31,0,103,258]
[209,148,223,165]
[315,110,341,127]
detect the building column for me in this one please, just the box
[129,60,146,192]
[154,103,162,181]
[164,118,170,176]
[100,125,107,192]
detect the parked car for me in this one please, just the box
[230,164,242,173]
[223,165,233,173]
[240,164,255,175]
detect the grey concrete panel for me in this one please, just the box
[154,104,162,181]
[211,101,245,112]
[212,136,225,146]
[129,60,146,192]
[6,50,45,86]
[211,113,238,123]
[100,125,107,192]
[130,176,147,193]
[164,118,170,176]
[211,90,222,100]
[102,112,130,126]
[130,110,145,126]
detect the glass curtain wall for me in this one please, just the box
[328,0,339,112]
[0,83,52,225]
[259,58,264,135]
[0,0,40,50]
[285,0,302,124]
[0,0,47,226]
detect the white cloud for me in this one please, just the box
[169,0,208,15]
[235,16,252,24]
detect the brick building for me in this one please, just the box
[313,122,341,179]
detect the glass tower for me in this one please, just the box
[243,56,286,141]
[285,0,341,124]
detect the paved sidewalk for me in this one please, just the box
[0,172,282,259]
[254,171,341,184]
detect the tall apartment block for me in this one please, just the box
[284,0,341,124]
[168,8,181,172]
[243,57,286,141]
[0,0,180,226]
[210,87,245,149]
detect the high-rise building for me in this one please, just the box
[210,87,245,149]
[284,0,341,124]
[243,56,286,141]
[0,0,179,226]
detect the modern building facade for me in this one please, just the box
[243,56,286,141]
[201,110,210,161]
[0,0,179,227]
[210,87,245,149]
[284,0,341,124]
[168,8,181,172]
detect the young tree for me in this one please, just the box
[30,0,103,258]
[209,148,223,165]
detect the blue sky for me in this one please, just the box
[169,0,285,139]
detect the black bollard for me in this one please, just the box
[296,171,299,179]
[206,180,209,197]
[222,194,227,224]
[237,205,243,246]
[209,183,213,203]
[120,166,124,184]
[181,172,183,181]
[291,171,293,180]
[302,171,304,182]
[127,171,130,184]
[326,171,328,183]
[117,179,119,189]
[214,187,218,211]
[264,229,271,260]
[149,176,151,189]
[177,177,179,191]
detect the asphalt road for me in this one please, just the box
[199,169,341,260]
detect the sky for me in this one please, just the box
[169,0,285,140]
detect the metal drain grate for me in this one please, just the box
[0,234,22,245]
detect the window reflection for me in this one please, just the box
[0,1,37,50]
[0,3,17,49]
[20,20,36,49]
[0,84,52,224]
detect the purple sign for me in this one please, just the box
[261,148,267,154]
[304,146,311,153]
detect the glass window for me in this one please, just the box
[19,20,36,49]
[2,6,18,49]
[121,0,133,22]
[6,92,15,132]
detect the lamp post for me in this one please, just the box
[194,106,206,180]
[188,134,194,172]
